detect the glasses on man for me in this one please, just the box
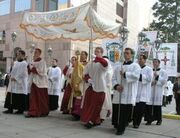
[124,52,131,55]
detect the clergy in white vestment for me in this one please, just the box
[112,48,141,135]
[163,80,174,106]
[132,54,153,129]
[3,50,28,114]
[26,48,49,117]
[48,59,62,111]
[166,80,173,104]
[100,56,113,121]
[145,59,168,125]
[81,47,108,129]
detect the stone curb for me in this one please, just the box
[162,114,180,120]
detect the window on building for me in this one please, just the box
[0,31,5,44]
[15,0,31,12]
[0,51,5,62]
[0,0,10,16]
[116,3,123,18]
[58,0,68,9]
[58,0,68,5]
[35,0,44,12]
[49,0,58,11]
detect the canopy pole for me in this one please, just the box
[89,1,94,61]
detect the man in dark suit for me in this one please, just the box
[173,76,180,115]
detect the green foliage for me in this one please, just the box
[160,47,170,50]
[145,0,180,43]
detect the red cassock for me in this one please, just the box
[27,58,49,117]
[60,83,72,113]
[28,83,49,116]
[80,57,107,125]
[80,87,105,124]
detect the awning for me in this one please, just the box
[20,2,121,41]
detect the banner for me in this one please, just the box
[102,38,123,68]
[136,31,157,61]
[157,43,178,77]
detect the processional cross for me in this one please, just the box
[161,55,170,65]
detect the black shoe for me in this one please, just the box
[14,110,24,114]
[133,125,139,129]
[113,125,117,129]
[145,121,152,125]
[71,117,80,121]
[25,114,34,118]
[62,110,69,114]
[3,109,13,114]
[40,114,49,117]
[116,131,124,135]
[84,122,93,129]
[156,120,162,125]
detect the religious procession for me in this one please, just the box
[0,0,179,137]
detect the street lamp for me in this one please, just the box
[138,32,146,44]
[11,32,17,42]
[47,47,53,57]
[137,31,151,59]
[29,43,36,62]
[11,32,17,60]
[47,47,53,66]
[154,38,162,59]
[30,43,36,54]
[119,25,129,43]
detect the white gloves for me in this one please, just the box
[88,79,94,86]
[91,54,96,60]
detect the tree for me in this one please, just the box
[146,0,180,43]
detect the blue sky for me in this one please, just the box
[58,0,68,4]
[0,0,10,16]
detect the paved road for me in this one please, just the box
[0,87,179,138]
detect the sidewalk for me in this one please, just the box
[0,87,179,138]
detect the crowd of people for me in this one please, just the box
[2,47,179,135]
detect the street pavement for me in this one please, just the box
[0,87,179,138]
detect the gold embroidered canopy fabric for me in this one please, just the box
[20,2,121,41]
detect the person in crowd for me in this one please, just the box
[3,50,28,114]
[166,80,173,104]
[173,76,180,115]
[132,54,153,128]
[48,59,62,111]
[100,56,113,122]
[60,56,77,114]
[145,59,168,125]
[81,47,108,129]
[112,48,140,135]
[25,48,49,117]
[70,51,88,121]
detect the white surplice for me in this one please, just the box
[28,59,48,91]
[136,65,153,103]
[7,61,28,95]
[112,62,141,105]
[83,61,108,93]
[147,68,168,106]
[48,66,62,96]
